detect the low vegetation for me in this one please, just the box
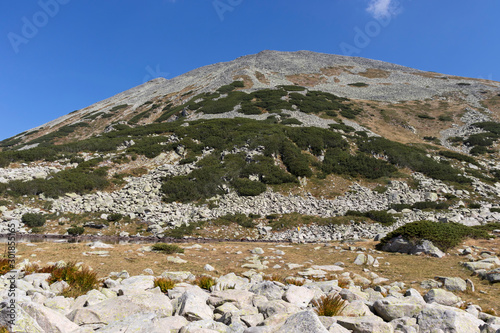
[154,277,176,293]
[45,262,99,298]
[377,220,492,251]
[21,213,46,227]
[151,243,184,254]
[312,293,347,316]
[196,276,216,290]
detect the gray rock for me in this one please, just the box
[423,288,462,307]
[417,303,484,333]
[249,281,283,301]
[334,315,394,333]
[283,285,315,307]
[177,291,213,321]
[381,236,445,258]
[20,301,81,333]
[275,310,328,333]
[435,276,467,292]
[373,296,424,321]
[67,293,173,325]
[485,268,500,283]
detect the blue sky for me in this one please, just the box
[1,0,499,140]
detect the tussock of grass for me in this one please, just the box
[196,276,216,290]
[285,277,305,286]
[263,273,285,284]
[154,277,176,293]
[312,293,347,316]
[151,243,184,254]
[46,262,99,297]
[0,258,11,275]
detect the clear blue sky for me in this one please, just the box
[1,0,499,140]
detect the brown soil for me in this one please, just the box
[11,237,500,315]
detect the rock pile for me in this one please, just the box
[1,266,499,333]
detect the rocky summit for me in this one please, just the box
[1,50,500,331]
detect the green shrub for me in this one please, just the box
[439,150,477,165]
[469,203,481,209]
[438,115,453,121]
[377,220,491,251]
[67,226,84,236]
[232,178,266,196]
[412,201,450,210]
[365,210,396,226]
[329,123,355,133]
[281,118,302,125]
[348,82,369,87]
[417,114,435,120]
[345,210,396,225]
[107,213,123,222]
[22,213,46,227]
[358,137,471,184]
[151,243,184,254]
[470,146,488,155]
[322,148,396,179]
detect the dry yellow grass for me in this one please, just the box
[11,237,500,314]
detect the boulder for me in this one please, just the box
[177,291,213,321]
[435,276,467,292]
[249,281,283,301]
[373,296,424,321]
[381,236,445,258]
[20,301,81,333]
[334,315,394,333]
[67,293,173,325]
[275,311,329,333]
[283,285,315,307]
[423,289,462,307]
[417,303,484,333]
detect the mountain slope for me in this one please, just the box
[1,50,500,242]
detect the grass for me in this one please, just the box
[312,293,347,316]
[196,276,216,290]
[151,243,185,254]
[154,277,176,293]
[10,238,500,314]
[45,262,100,298]
[0,258,11,275]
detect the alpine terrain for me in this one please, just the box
[1,50,500,332]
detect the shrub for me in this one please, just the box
[377,220,491,251]
[107,213,123,222]
[348,82,369,87]
[412,201,450,210]
[439,150,477,165]
[312,294,347,316]
[67,226,84,236]
[196,276,216,290]
[151,243,184,254]
[48,262,99,298]
[469,203,481,209]
[417,114,435,120]
[365,210,396,226]
[232,178,266,196]
[22,213,46,227]
[154,277,176,292]
[470,146,488,155]
[438,115,453,121]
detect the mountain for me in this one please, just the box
[1,50,500,241]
